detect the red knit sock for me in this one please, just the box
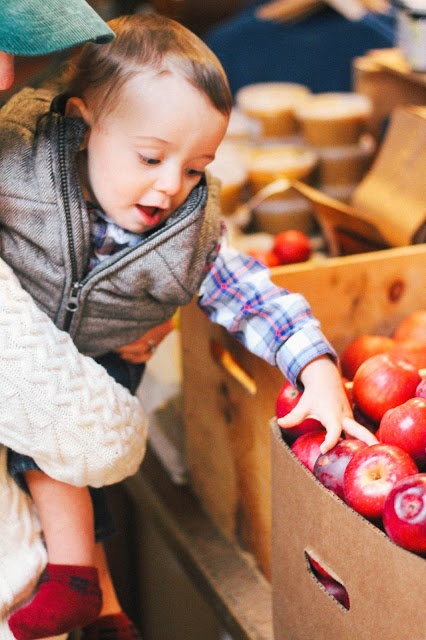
[81,612,142,640]
[8,563,102,640]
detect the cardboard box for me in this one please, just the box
[181,244,426,580]
[271,419,426,640]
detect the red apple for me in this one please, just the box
[388,339,426,370]
[307,555,350,608]
[307,555,332,579]
[379,397,426,469]
[352,353,421,423]
[313,438,368,499]
[276,380,324,442]
[343,443,418,521]
[383,473,426,556]
[393,310,426,343]
[315,575,350,610]
[415,379,426,399]
[340,334,395,380]
[272,229,312,265]
[291,431,328,472]
[246,248,281,268]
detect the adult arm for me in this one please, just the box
[0,258,147,488]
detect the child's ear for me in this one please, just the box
[66,97,93,150]
[65,96,92,125]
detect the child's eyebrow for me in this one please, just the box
[134,135,216,161]
[133,136,166,144]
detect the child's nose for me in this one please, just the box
[154,167,182,197]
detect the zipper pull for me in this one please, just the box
[66,282,82,312]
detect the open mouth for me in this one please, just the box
[136,204,164,227]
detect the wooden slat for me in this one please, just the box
[125,448,274,640]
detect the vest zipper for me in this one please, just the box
[58,118,82,332]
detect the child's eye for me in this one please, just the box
[139,155,160,166]
[186,168,204,177]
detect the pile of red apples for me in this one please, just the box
[276,310,426,559]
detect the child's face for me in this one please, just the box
[79,70,229,233]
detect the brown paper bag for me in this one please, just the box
[290,180,389,256]
[350,106,426,246]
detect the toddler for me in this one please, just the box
[0,12,375,640]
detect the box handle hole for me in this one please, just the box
[305,551,350,610]
[210,339,257,395]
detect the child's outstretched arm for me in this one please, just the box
[198,238,378,454]
[277,354,378,453]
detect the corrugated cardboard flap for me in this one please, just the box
[291,179,389,256]
[351,106,426,246]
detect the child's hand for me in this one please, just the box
[276,355,378,454]
[116,319,174,363]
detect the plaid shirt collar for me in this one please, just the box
[87,203,143,270]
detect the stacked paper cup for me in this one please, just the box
[209,84,376,237]
[295,92,374,202]
[244,143,319,234]
[235,82,312,140]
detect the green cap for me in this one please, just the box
[0,0,114,56]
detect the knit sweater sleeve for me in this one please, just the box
[0,258,147,488]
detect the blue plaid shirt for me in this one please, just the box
[88,207,335,387]
[199,232,335,387]
[87,205,144,271]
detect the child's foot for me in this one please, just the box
[8,563,102,640]
[81,612,142,640]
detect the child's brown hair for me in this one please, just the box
[64,12,233,119]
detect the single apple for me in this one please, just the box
[352,353,421,423]
[276,380,324,442]
[416,379,426,399]
[383,473,426,556]
[343,443,418,521]
[340,334,395,381]
[313,438,368,499]
[379,397,426,469]
[393,310,426,343]
[246,248,281,268]
[291,431,328,472]
[272,229,312,265]
[388,339,426,370]
[306,555,333,580]
[315,574,350,610]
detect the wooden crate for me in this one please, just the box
[181,244,426,580]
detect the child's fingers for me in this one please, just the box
[319,419,341,454]
[342,417,379,445]
[276,404,310,429]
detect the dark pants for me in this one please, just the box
[7,352,145,541]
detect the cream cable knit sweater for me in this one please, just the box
[0,257,148,635]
